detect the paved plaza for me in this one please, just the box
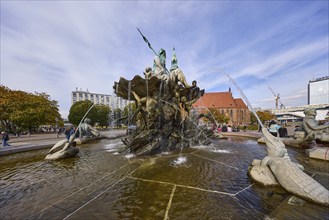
[0,129,127,156]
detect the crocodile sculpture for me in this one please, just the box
[249,127,329,207]
[225,74,329,207]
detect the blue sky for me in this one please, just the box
[1,1,328,118]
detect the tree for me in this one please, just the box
[68,100,98,126]
[203,108,230,125]
[250,110,276,125]
[68,100,112,127]
[96,104,111,127]
[122,102,137,125]
[0,86,62,132]
[0,86,12,131]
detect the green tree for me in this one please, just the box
[122,102,137,125]
[96,104,111,127]
[68,100,112,127]
[68,100,98,126]
[113,108,122,127]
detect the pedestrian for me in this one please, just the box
[70,126,76,137]
[221,124,228,132]
[1,131,10,147]
[212,123,217,131]
[64,127,71,140]
[278,125,288,137]
[258,124,262,132]
[57,128,60,139]
[268,120,280,137]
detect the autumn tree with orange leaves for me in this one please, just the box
[0,86,62,133]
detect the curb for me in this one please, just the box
[0,143,55,156]
[220,132,262,140]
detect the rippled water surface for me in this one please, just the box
[0,137,328,219]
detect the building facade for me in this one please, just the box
[308,76,329,105]
[71,88,130,110]
[192,89,251,126]
[270,104,329,123]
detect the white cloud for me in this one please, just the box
[1,1,328,118]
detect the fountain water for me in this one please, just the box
[127,80,132,135]
[108,87,115,129]
[2,135,328,219]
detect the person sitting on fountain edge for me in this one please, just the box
[278,124,288,137]
[268,120,280,137]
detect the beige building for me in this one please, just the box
[71,88,130,110]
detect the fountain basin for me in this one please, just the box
[0,137,328,219]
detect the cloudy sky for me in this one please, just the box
[1,1,328,118]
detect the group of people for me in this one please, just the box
[1,131,10,147]
[212,124,242,133]
[64,126,76,140]
[268,120,288,137]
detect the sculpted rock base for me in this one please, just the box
[45,118,101,160]
[305,147,329,161]
[45,146,79,160]
[248,159,279,186]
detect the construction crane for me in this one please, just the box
[268,86,285,109]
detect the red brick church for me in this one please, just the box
[193,88,251,126]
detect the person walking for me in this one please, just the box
[1,131,10,147]
[64,127,71,140]
[258,124,262,132]
[56,128,61,139]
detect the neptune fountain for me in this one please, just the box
[113,38,210,156]
[114,31,329,206]
[2,26,329,220]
